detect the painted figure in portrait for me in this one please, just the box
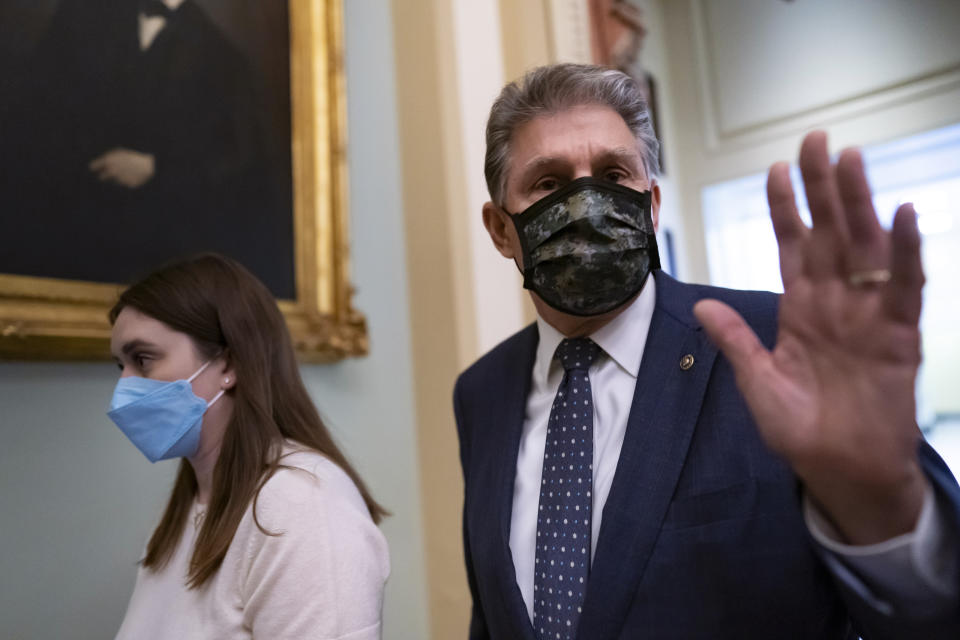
[1,0,295,298]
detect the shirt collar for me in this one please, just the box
[140,0,187,15]
[533,276,657,383]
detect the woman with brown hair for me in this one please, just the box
[107,253,388,639]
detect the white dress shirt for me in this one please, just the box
[509,277,956,623]
[138,0,186,51]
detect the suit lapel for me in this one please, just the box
[478,324,540,640]
[576,272,718,639]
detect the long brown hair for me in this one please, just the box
[110,253,387,588]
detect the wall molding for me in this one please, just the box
[691,0,960,153]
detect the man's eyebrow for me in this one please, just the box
[519,147,642,175]
[518,155,568,176]
[593,147,643,167]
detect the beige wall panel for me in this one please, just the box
[392,0,477,636]
[499,0,553,80]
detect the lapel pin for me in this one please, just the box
[680,354,695,370]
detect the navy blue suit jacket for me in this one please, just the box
[454,271,960,639]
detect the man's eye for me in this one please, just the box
[533,177,559,192]
[603,170,627,183]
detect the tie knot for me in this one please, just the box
[141,0,174,18]
[554,338,602,372]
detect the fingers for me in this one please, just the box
[799,131,848,278]
[767,162,808,288]
[883,204,924,324]
[89,153,115,181]
[694,299,771,386]
[836,148,889,272]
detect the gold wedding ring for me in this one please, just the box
[847,269,892,287]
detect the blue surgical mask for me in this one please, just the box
[107,360,225,463]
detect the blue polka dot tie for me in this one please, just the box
[533,337,602,640]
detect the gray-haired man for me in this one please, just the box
[454,63,960,640]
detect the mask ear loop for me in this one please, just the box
[205,389,225,409]
[186,359,213,383]
[186,357,227,408]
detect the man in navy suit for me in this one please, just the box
[454,63,960,639]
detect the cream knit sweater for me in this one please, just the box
[115,446,389,639]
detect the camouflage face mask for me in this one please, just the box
[508,177,660,317]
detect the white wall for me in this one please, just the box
[0,363,178,639]
[633,0,693,280]
[307,0,429,635]
[316,0,429,636]
[0,0,429,637]
[658,0,960,283]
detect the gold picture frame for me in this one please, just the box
[0,0,366,363]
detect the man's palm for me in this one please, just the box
[695,131,926,545]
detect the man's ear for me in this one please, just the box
[482,201,518,260]
[650,179,662,233]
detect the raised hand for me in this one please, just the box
[694,131,927,545]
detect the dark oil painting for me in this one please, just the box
[0,0,296,299]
